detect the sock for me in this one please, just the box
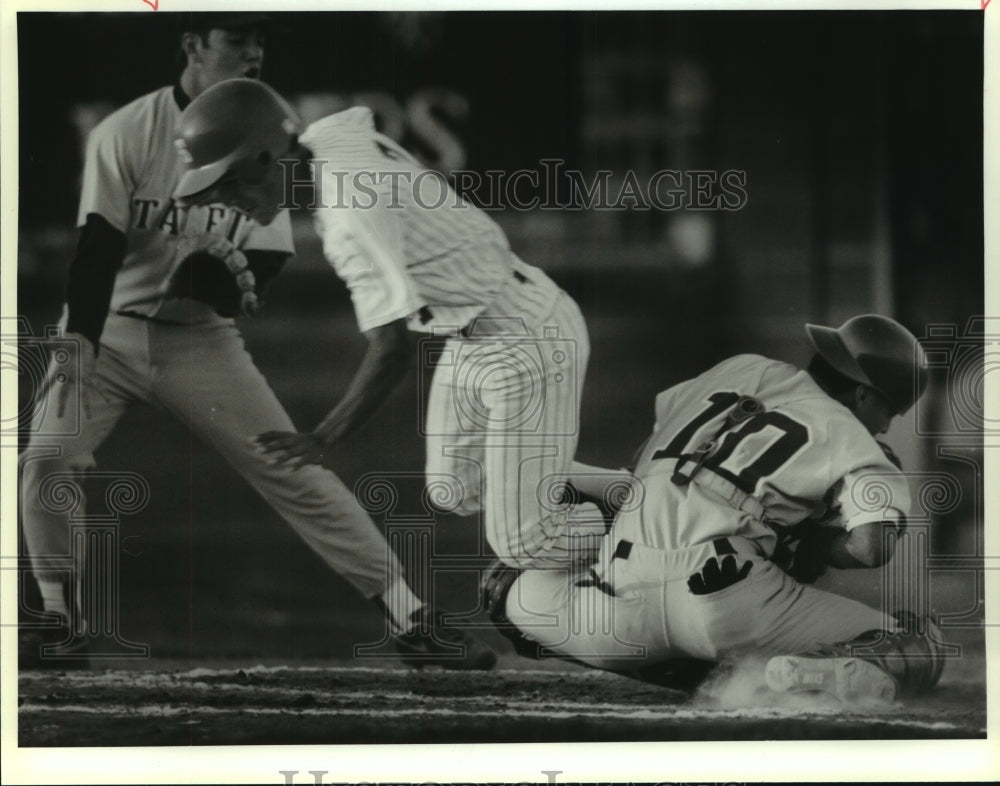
[378,577,425,635]
[37,579,70,620]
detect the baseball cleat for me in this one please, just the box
[765,655,897,703]
[393,608,497,671]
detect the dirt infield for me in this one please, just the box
[18,643,987,747]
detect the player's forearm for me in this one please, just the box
[786,519,898,584]
[314,319,412,445]
[64,214,127,351]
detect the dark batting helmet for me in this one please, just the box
[174,78,300,201]
[805,314,928,415]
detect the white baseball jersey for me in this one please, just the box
[24,86,407,610]
[78,86,294,324]
[506,353,909,667]
[616,354,910,556]
[301,107,591,569]
[300,108,560,333]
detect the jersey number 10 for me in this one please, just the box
[652,392,810,494]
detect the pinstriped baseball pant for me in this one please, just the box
[20,313,402,599]
[424,291,601,568]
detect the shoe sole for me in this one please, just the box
[765,656,897,703]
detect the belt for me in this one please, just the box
[460,270,531,337]
[689,471,766,521]
[610,536,753,565]
[418,271,530,338]
[582,536,763,596]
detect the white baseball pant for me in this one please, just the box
[424,290,599,568]
[505,535,898,670]
[20,312,402,599]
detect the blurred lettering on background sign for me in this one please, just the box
[70,89,469,178]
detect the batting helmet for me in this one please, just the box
[174,78,300,201]
[805,314,927,415]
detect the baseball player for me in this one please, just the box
[172,79,603,572]
[20,15,495,671]
[486,315,946,703]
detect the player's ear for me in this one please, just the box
[853,384,869,409]
[858,385,882,407]
[181,31,204,63]
[841,384,863,417]
[282,139,313,171]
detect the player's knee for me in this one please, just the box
[276,465,366,517]
[20,455,92,524]
[504,571,571,643]
[446,497,481,517]
[424,475,479,515]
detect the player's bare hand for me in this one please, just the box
[254,430,330,469]
[52,331,103,420]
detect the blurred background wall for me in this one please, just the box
[13,11,985,657]
[18,12,983,351]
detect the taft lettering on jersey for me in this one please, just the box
[78,86,293,324]
[132,197,249,241]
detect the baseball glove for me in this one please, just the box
[163,235,259,318]
[782,525,839,584]
[687,554,752,595]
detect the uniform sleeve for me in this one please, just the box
[64,214,128,349]
[321,171,425,332]
[240,208,296,255]
[832,450,911,531]
[76,117,137,233]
